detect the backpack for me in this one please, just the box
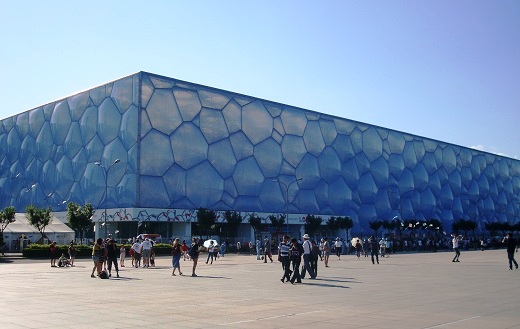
[99,270,109,279]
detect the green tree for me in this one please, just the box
[337,216,353,239]
[223,210,242,239]
[453,219,478,236]
[0,206,16,247]
[196,208,217,238]
[248,213,262,240]
[304,214,323,237]
[66,202,94,244]
[326,216,338,236]
[268,214,285,234]
[26,205,53,243]
[369,220,384,237]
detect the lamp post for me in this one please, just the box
[273,177,303,234]
[95,159,120,239]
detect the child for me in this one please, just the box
[120,245,126,267]
[57,253,71,267]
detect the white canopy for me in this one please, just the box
[2,213,75,251]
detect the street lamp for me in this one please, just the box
[95,159,120,239]
[273,177,303,234]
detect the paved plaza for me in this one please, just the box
[0,249,519,329]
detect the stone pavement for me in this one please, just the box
[0,249,519,329]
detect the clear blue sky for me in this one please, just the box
[1,1,519,159]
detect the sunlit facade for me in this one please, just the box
[1,72,519,239]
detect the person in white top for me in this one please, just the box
[451,234,463,262]
[334,238,343,260]
[206,241,216,264]
[141,238,153,268]
[131,240,142,268]
[300,234,316,279]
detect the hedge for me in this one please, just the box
[21,243,177,258]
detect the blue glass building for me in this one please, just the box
[1,72,519,240]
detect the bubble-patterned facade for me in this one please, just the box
[1,72,519,237]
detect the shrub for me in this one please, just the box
[22,244,93,258]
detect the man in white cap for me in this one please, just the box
[300,234,316,279]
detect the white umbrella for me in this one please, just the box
[203,239,219,248]
[351,237,361,247]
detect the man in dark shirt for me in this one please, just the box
[502,233,518,270]
[106,238,120,277]
[369,236,379,265]
[278,235,291,283]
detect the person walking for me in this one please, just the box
[68,242,76,267]
[323,237,331,267]
[300,234,316,279]
[141,238,153,268]
[189,237,200,277]
[106,238,120,278]
[91,238,103,278]
[369,236,379,264]
[355,239,363,259]
[119,244,126,267]
[289,238,303,284]
[220,242,226,257]
[256,239,262,260]
[334,238,343,260]
[181,240,189,260]
[263,237,273,263]
[452,234,463,262]
[206,240,216,264]
[50,241,57,267]
[310,240,320,277]
[131,239,142,268]
[502,233,518,270]
[278,235,291,283]
[318,239,324,261]
[171,238,183,276]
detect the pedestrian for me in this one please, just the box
[451,234,463,262]
[355,239,363,259]
[220,242,226,257]
[181,240,189,260]
[91,238,103,278]
[171,238,183,276]
[68,241,76,267]
[119,244,126,267]
[278,235,291,283]
[369,236,379,264]
[323,237,330,267]
[106,239,119,278]
[129,243,135,266]
[131,239,142,268]
[334,238,342,260]
[502,233,518,270]
[206,240,216,264]
[300,234,316,280]
[310,240,319,277]
[318,238,324,261]
[236,241,241,254]
[256,239,262,260]
[189,237,200,277]
[141,238,153,268]
[379,238,387,257]
[263,237,273,263]
[50,241,57,267]
[289,238,303,284]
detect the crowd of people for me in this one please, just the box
[45,231,519,279]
